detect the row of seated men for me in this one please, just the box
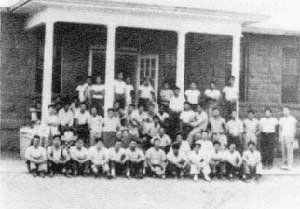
[25,132,262,182]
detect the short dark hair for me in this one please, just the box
[174,86,180,90]
[175,132,183,137]
[115,139,123,144]
[172,143,180,150]
[230,75,235,80]
[265,107,272,113]
[213,141,221,146]
[33,135,40,140]
[247,109,255,114]
[95,138,103,143]
[53,134,61,140]
[48,104,55,109]
[210,81,216,85]
[248,141,256,146]
[107,108,115,112]
[153,138,160,143]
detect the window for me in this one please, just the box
[281,48,299,103]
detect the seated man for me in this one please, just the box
[224,143,242,179]
[69,138,89,176]
[187,141,211,181]
[25,135,47,177]
[145,138,167,178]
[166,143,187,178]
[47,135,71,177]
[210,141,227,179]
[125,140,145,179]
[150,127,171,153]
[108,139,127,178]
[242,141,262,180]
[173,132,190,157]
[88,138,109,178]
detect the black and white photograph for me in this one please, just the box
[1,0,300,209]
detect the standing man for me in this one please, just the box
[222,76,238,119]
[259,108,278,169]
[204,81,221,116]
[74,102,90,145]
[226,110,244,153]
[209,107,227,148]
[243,110,259,149]
[91,76,105,116]
[138,77,155,110]
[169,87,185,138]
[279,107,297,170]
[185,82,201,111]
[114,72,127,109]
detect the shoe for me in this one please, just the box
[242,174,247,181]
[49,172,54,177]
[204,175,211,182]
[161,174,166,179]
[40,172,45,178]
[193,175,198,181]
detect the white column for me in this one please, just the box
[41,22,54,123]
[104,25,116,115]
[231,34,241,118]
[176,31,186,91]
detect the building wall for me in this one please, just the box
[0,12,37,151]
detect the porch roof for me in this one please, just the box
[10,0,266,26]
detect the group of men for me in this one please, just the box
[25,74,297,181]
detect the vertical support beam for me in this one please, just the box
[176,31,186,91]
[41,22,54,123]
[104,24,116,115]
[231,34,241,118]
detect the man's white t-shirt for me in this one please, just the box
[279,116,297,138]
[180,110,196,124]
[259,117,278,133]
[204,89,221,100]
[75,110,90,125]
[91,84,105,100]
[223,86,238,102]
[139,85,155,99]
[88,115,103,133]
[114,79,126,95]
[76,83,88,102]
[125,84,134,103]
[185,89,200,104]
[169,95,185,112]
[146,147,166,165]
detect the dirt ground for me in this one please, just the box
[0,158,300,209]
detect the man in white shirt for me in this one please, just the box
[166,143,187,178]
[125,77,134,107]
[226,110,244,153]
[58,102,74,133]
[169,87,185,138]
[224,143,242,179]
[88,138,109,178]
[125,139,145,178]
[47,135,71,177]
[279,107,297,169]
[186,104,208,145]
[243,110,259,149]
[108,139,127,178]
[114,72,127,109]
[69,138,89,176]
[159,81,174,109]
[187,141,211,181]
[209,108,227,148]
[46,104,60,136]
[180,102,195,139]
[131,104,148,128]
[145,139,167,178]
[138,77,155,110]
[102,108,121,148]
[242,141,262,180]
[91,76,105,116]
[210,141,227,179]
[204,81,221,116]
[88,106,103,146]
[25,135,47,177]
[74,102,90,144]
[259,108,278,168]
[150,127,171,152]
[185,82,201,111]
[222,76,238,119]
[76,79,88,103]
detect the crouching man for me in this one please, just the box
[166,143,187,178]
[25,135,47,177]
[210,141,226,179]
[187,141,211,181]
[47,135,71,177]
[145,138,167,178]
[125,140,145,179]
[242,141,262,180]
[88,138,109,178]
[69,138,89,176]
[108,139,127,178]
[224,143,242,179]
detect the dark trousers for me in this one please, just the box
[71,160,89,175]
[211,161,226,177]
[225,101,236,120]
[227,134,242,153]
[169,111,181,139]
[182,123,193,140]
[127,160,144,177]
[166,162,184,177]
[260,132,276,167]
[109,160,126,176]
[76,124,89,144]
[91,98,104,116]
[115,94,126,109]
[48,160,69,174]
[226,162,241,177]
[138,98,150,110]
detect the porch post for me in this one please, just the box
[176,31,186,91]
[41,22,54,123]
[231,34,241,118]
[104,24,116,115]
